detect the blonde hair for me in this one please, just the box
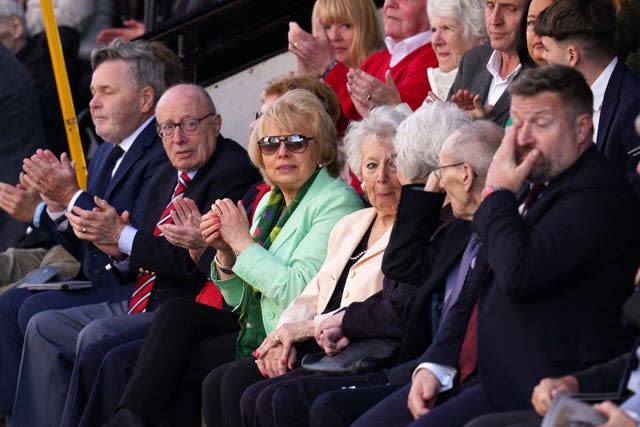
[311,0,383,68]
[249,89,340,184]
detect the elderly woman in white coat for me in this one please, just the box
[202,106,409,427]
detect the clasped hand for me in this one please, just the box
[347,69,401,118]
[200,199,253,259]
[253,322,312,378]
[288,19,335,77]
[66,196,128,258]
[22,149,79,210]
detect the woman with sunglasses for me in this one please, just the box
[104,89,362,427]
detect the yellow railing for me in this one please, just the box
[40,0,88,189]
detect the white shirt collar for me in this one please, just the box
[117,115,155,154]
[591,57,617,114]
[590,57,617,143]
[485,49,522,82]
[385,31,432,67]
[177,170,197,180]
[111,115,155,176]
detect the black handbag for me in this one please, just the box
[301,338,400,375]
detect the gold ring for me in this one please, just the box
[366,93,372,101]
[38,179,43,184]
[274,336,281,341]
[293,42,298,48]
[81,227,87,233]
[216,205,223,216]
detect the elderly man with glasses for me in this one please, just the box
[8,83,260,427]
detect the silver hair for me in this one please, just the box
[427,0,487,44]
[343,106,409,180]
[444,120,504,178]
[91,38,166,102]
[0,0,27,35]
[394,100,471,182]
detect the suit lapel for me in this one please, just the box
[103,120,157,200]
[596,62,623,150]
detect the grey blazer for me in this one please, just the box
[447,43,519,127]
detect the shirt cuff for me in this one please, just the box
[412,363,457,392]
[67,189,85,210]
[32,202,46,227]
[118,225,137,256]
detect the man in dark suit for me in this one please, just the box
[0,38,169,420]
[245,120,504,427]
[350,65,640,427]
[535,0,640,194]
[447,0,527,126]
[9,84,261,426]
[0,44,48,252]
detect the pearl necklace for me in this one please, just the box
[349,250,367,261]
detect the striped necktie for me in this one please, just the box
[128,172,191,314]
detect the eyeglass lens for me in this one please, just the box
[258,135,311,155]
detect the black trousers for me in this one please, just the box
[118,298,239,426]
[203,340,324,427]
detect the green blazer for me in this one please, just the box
[212,168,363,336]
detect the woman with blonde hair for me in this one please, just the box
[289,0,383,78]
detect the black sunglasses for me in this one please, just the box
[257,134,313,155]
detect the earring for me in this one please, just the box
[361,182,367,191]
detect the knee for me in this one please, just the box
[77,320,110,352]
[24,310,59,342]
[17,294,50,333]
[272,384,307,425]
[309,392,347,427]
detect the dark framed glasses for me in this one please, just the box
[257,134,313,155]
[156,112,214,138]
[432,162,464,179]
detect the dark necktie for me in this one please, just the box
[442,233,480,319]
[521,183,546,216]
[457,184,546,382]
[95,145,124,197]
[128,172,191,314]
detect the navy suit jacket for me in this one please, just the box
[128,135,261,306]
[0,45,49,251]
[420,146,640,411]
[596,60,640,194]
[40,119,168,299]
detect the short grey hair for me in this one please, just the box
[395,101,471,182]
[427,0,487,44]
[343,106,409,180]
[0,0,27,34]
[91,38,166,103]
[444,120,503,178]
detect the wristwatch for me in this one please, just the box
[481,185,508,201]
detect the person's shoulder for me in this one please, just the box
[460,43,493,65]
[306,170,363,209]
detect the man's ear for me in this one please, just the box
[566,45,580,68]
[139,86,155,114]
[461,163,475,192]
[574,113,593,146]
